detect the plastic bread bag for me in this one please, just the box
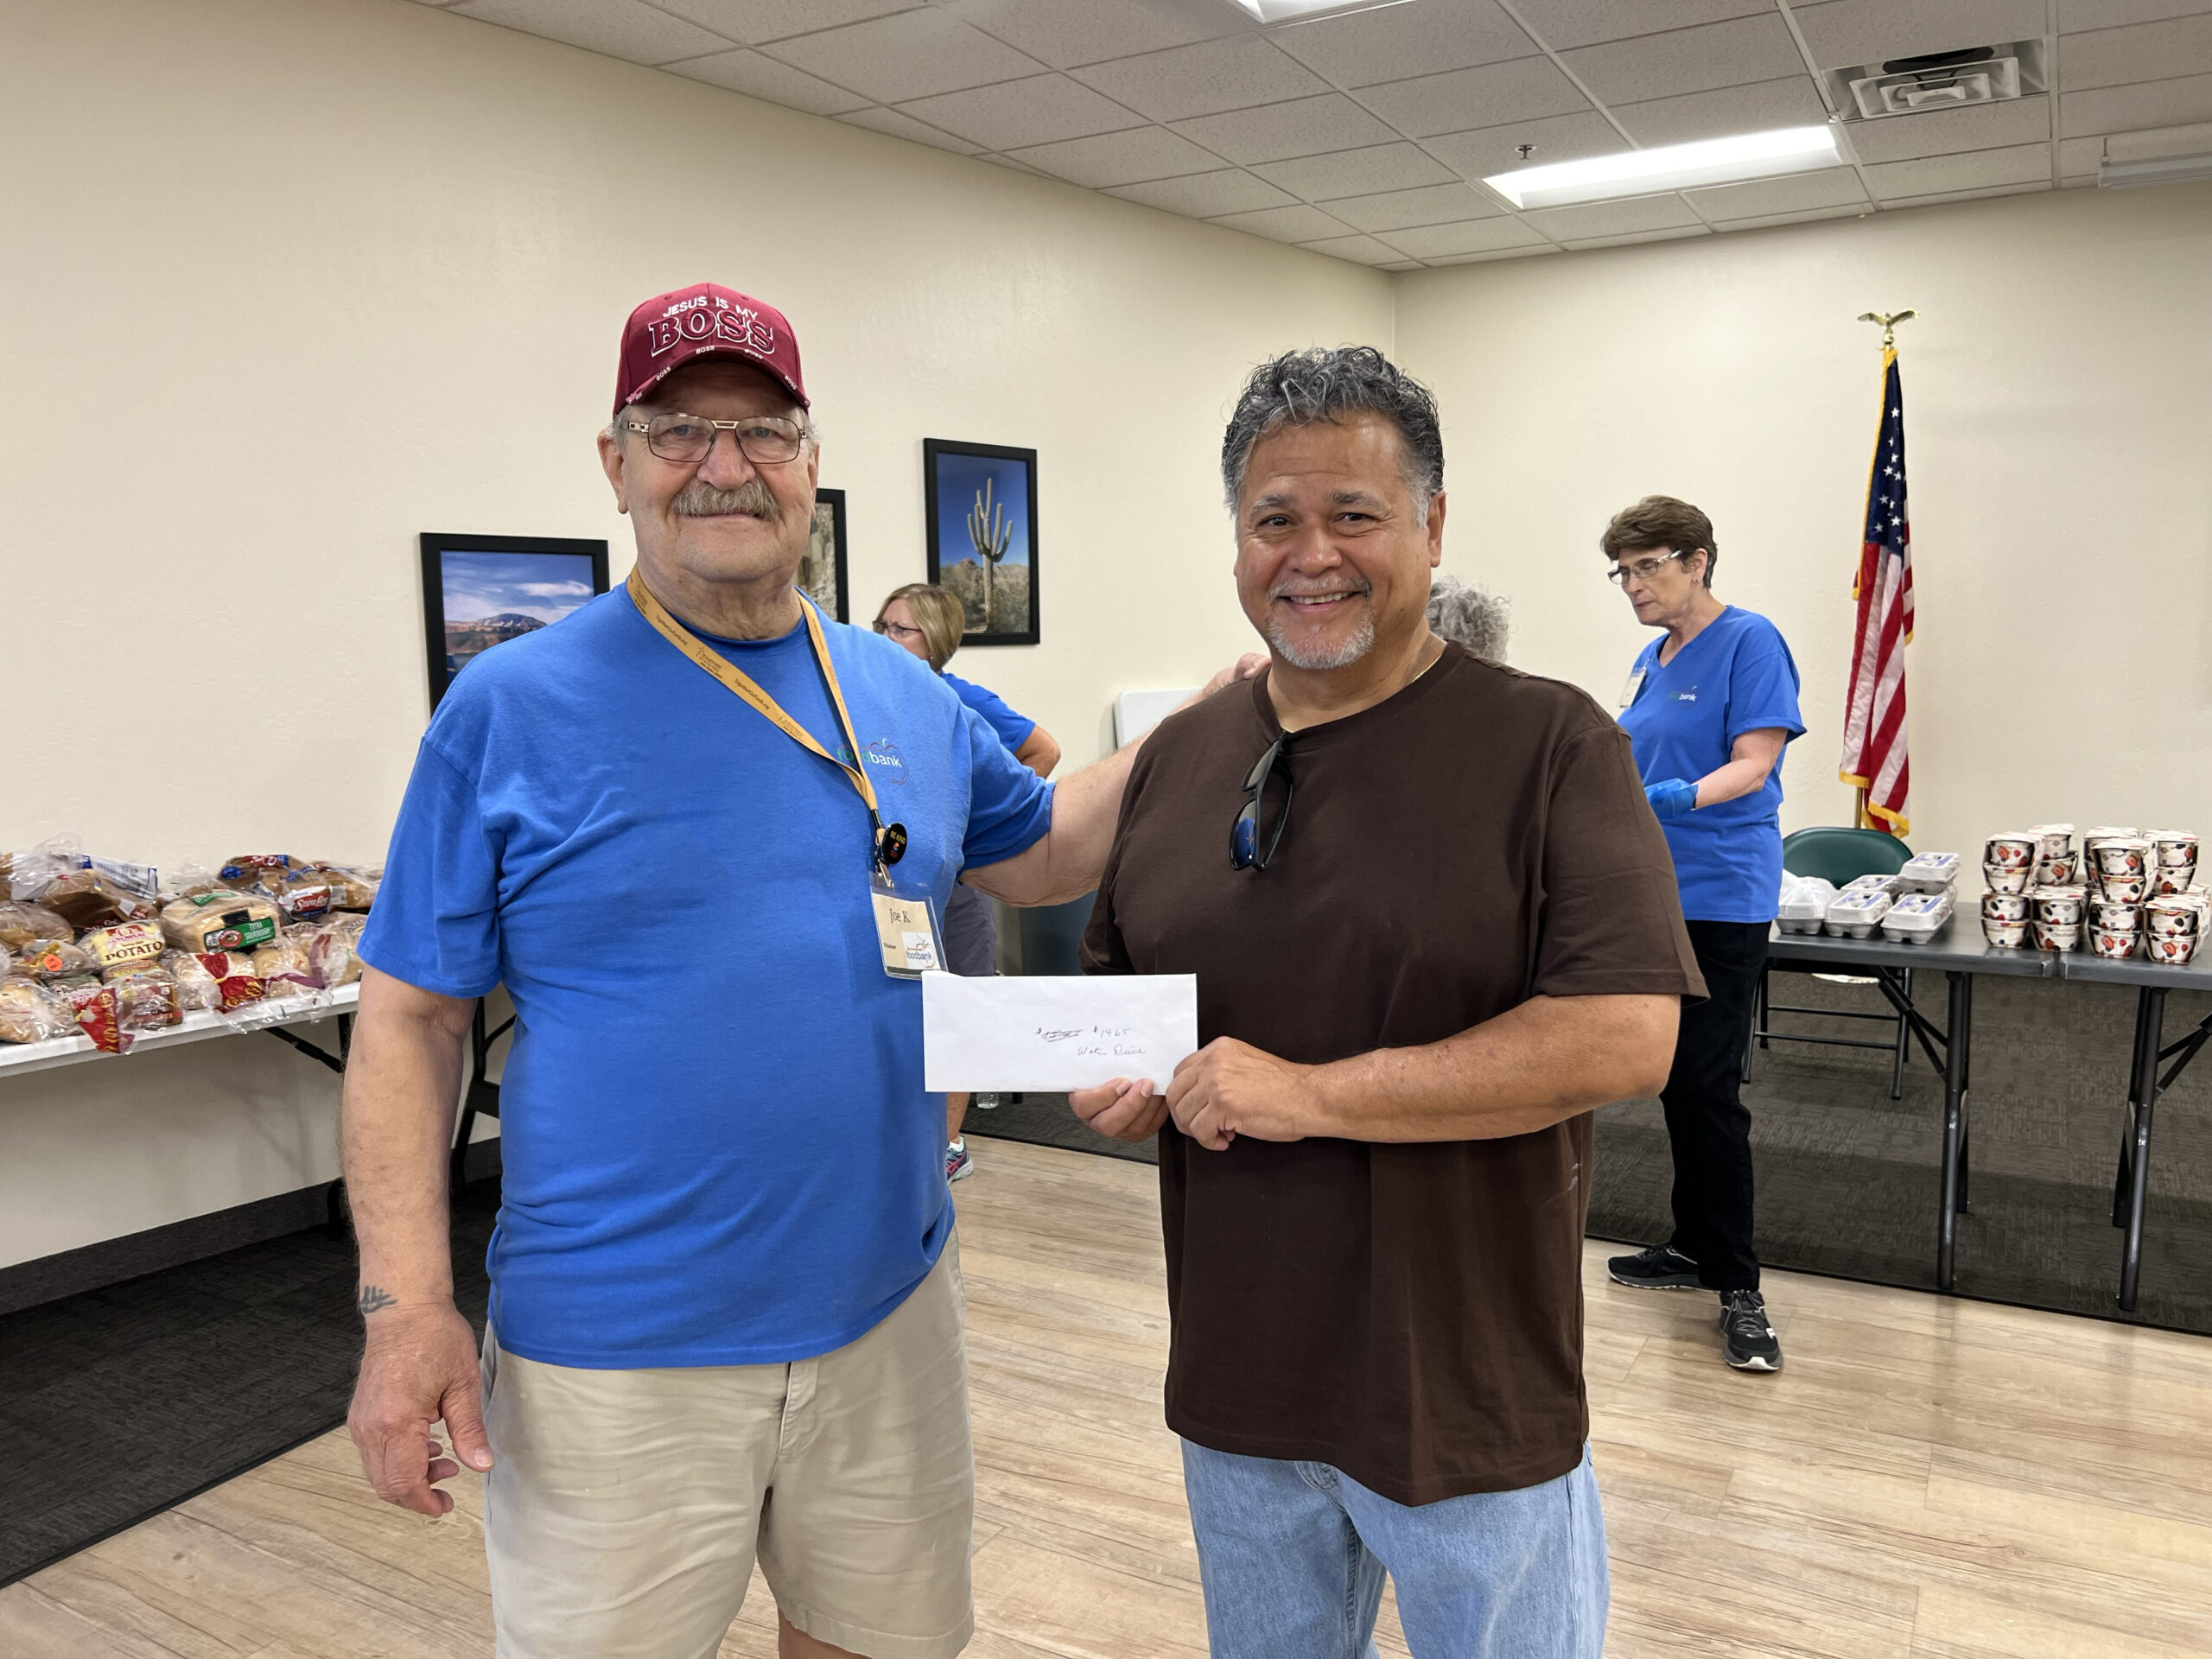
[270,870,337,921]
[57,980,129,1053]
[160,887,282,955]
[219,855,301,893]
[302,914,366,987]
[0,976,77,1044]
[83,920,168,978]
[0,902,73,952]
[308,863,379,911]
[110,967,183,1035]
[163,949,225,1013]
[251,936,324,1000]
[15,937,97,982]
[41,869,159,929]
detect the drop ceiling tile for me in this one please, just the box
[1105,169,1300,215]
[1880,181,2050,209]
[1295,232,1412,264]
[1522,194,1704,238]
[1560,14,1808,105]
[1071,35,1331,123]
[1171,93,1402,163]
[761,10,1045,104]
[1840,96,2052,163]
[1686,164,1871,219]
[1322,181,1504,231]
[1252,142,1459,200]
[1611,77,1831,146]
[1562,223,1713,249]
[1864,141,2054,198]
[1206,203,1357,243]
[653,0,912,46]
[1379,215,1553,257]
[1789,0,2050,69]
[894,73,1144,149]
[2065,14,2212,87]
[1007,125,1225,188]
[1355,56,1594,139]
[1713,200,1875,230]
[981,153,1050,176]
[2059,71,2212,133]
[1426,242,1559,264]
[836,106,984,154]
[449,0,732,65]
[1379,259,1427,270]
[1272,0,1539,90]
[664,48,872,113]
[2061,0,2212,29]
[1505,0,1772,52]
[2057,135,2106,175]
[939,0,1243,68]
[1421,111,1627,180]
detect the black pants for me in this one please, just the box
[1662,919,1769,1292]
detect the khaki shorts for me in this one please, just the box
[481,1237,972,1659]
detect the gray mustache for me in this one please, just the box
[671,478,781,520]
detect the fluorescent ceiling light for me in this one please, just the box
[1484,124,1840,210]
[1227,0,1412,22]
[2099,151,2212,188]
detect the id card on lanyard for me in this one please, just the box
[626,569,944,979]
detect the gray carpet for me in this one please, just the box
[969,973,2212,1336]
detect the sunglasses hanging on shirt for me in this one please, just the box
[1230,734,1294,872]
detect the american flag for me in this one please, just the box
[1840,347,1914,834]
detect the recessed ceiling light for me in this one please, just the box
[2099,150,2212,188]
[1226,0,1414,23]
[1484,124,1841,210]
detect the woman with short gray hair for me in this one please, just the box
[1425,575,1509,662]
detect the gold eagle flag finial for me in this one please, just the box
[1857,308,1917,348]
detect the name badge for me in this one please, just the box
[870,874,943,980]
[1618,667,1646,709]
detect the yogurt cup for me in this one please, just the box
[1986,833,2036,871]
[2095,872,2147,905]
[2086,899,2139,931]
[2091,928,2139,960]
[2031,920,2081,952]
[2145,899,2200,939]
[2152,864,2196,896]
[2152,830,2199,868]
[2034,855,2078,887]
[1982,892,2030,924]
[1983,916,2029,949]
[2031,824,2076,861]
[2032,890,2085,927]
[2094,839,2152,880]
[2146,931,2200,965]
[1983,862,2031,896]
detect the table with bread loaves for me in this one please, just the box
[0,844,375,1056]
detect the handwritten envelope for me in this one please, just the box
[921,972,1199,1092]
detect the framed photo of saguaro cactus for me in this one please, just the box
[923,439,1039,646]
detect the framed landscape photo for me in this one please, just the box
[802,487,850,623]
[924,440,1038,646]
[419,531,609,711]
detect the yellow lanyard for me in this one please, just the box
[626,569,894,872]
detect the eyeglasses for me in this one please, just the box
[1606,550,1684,586]
[874,619,924,641]
[1230,734,1294,873]
[620,411,808,466]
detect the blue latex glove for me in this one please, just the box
[1645,778,1699,821]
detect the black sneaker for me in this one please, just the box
[1606,1243,1704,1290]
[1719,1290,1783,1371]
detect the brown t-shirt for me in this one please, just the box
[1081,645,1705,1505]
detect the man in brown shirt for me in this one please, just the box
[1071,346,1704,1658]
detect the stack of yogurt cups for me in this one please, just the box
[1982,823,2204,961]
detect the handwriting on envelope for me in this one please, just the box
[921,972,1199,1093]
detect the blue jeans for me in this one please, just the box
[1180,1440,1607,1659]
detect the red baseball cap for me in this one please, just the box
[613,283,808,416]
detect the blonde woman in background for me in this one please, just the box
[875,583,1061,1182]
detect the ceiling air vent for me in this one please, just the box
[1824,41,2046,122]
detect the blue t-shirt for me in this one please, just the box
[1617,607,1804,924]
[359,588,1054,1369]
[942,671,1035,754]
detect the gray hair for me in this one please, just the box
[1426,575,1510,662]
[1221,346,1444,517]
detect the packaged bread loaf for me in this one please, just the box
[300,915,365,987]
[83,920,167,978]
[56,981,127,1053]
[252,936,321,997]
[164,950,267,1013]
[15,938,96,982]
[160,888,281,955]
[0,976,75,1044]
[0,902,72,951]
[110,968,182,1034]
[308,864,379,911]
[163,950,223,1013]
[41,870,156,928]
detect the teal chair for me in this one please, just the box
[1748,826,1916,1097]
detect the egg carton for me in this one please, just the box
[1840,873,1903,898]
[1879,892,1954,944]
[1897,852,1961,894]
[1825,891,1894,938]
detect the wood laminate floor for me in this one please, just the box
[4,1137,2210,1657]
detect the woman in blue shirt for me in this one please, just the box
[1600,496,1803,1376]
[874,583,1060,1184]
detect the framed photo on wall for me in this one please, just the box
[803,487,850,623]
[924,439,1039,646]
[419,531,609,711]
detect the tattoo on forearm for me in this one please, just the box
[357,1284,397,1316]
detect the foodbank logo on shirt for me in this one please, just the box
[865,739,909,783]
[1671,685,1699,703]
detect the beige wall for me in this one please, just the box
[0,0,1387,1265]
[1396,181,2212,861]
